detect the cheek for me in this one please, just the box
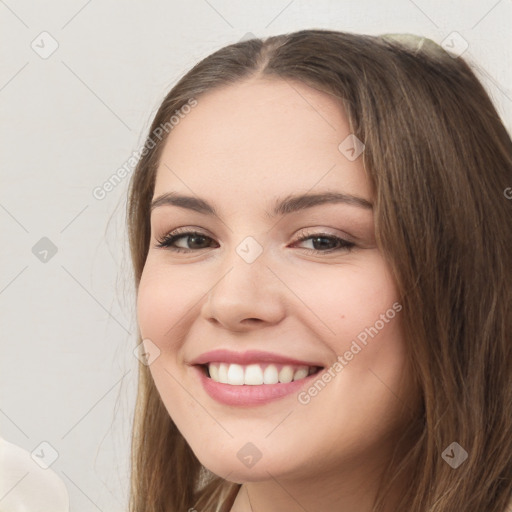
[136,262,201,418]
[291,256,409,412]
[328,260,407,398]
[286,255,400,351]
[136,260,196,342]
[340,259,398,319]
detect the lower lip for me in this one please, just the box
[194,365,321,406]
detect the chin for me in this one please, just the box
[193,443,295,483]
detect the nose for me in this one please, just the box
[200,250,287,332]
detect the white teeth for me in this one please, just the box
[218,363,228,384]
[207,363,316,385]
[227,363,245,385]
[278,366,294,383]
[209,363,219,382]
[244,364,263,385]
[293,367,309,381]
[263,364,279,384]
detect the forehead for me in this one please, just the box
[154,77,370,205]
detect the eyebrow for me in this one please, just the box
[150,191,373,217]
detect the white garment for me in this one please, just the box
[0,437,69,512]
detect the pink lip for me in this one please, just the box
[190,349,322,367]
[193,365,322,407]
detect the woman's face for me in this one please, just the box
[137,77,416,483]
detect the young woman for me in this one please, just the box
[126,29,512,512]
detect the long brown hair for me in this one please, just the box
[126,29,512,512]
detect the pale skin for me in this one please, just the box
[137,77,419,511]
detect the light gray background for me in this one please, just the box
[1,1,510,510]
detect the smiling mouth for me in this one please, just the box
[200,362,323,386]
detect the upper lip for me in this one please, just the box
[190,349,324,367]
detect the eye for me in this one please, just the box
[154,229,356,255]
[155,229,218,253]
[292,231,355,254]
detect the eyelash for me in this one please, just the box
[155,228,355,255]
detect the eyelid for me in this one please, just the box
[290,230,356,254]
[156,225,355,240]
[154,225,213,242]
[154,227,216,251]
[292,227,356,245]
